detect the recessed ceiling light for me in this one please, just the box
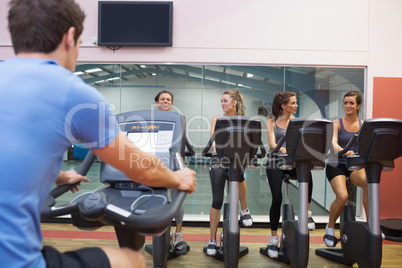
[106,77,120,81]
[86,68,102,73]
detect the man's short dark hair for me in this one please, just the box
[8,0,86,54]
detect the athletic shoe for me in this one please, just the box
[206,239,217,256]
[324,225,337,247]
[308,211,316,231]
[174,232,183,250]
[267,236,279,258]
[240,208,253,227]
[324,234,338,247]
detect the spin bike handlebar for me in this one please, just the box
[41,151,97,218]
[201,132,216,157]
[93,186,187,230]
[267,133,358,160]
[41,150,188,230]
[333,133,359,157]
[202,132,266,159]
[185,139,195,157]
[266,134,286,158]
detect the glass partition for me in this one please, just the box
[64,64,365,220]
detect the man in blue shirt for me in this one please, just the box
[0,1,197,267]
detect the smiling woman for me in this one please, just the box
[324,89,368,247]
[155,90,174,111]
[153,89,186,249]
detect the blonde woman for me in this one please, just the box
[206,89,252,256]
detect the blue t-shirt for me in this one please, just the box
[0,58,119,267]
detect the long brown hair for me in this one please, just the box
[270,91,296,120]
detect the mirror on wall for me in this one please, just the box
[63,64,365,221]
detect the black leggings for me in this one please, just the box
[266,165,313,231]
[209,166,245,210]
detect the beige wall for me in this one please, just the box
[1,0,400,68]
[1,0,370,65]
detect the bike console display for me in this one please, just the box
[101,120,178,187]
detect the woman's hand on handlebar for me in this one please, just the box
[174,168,197,194]
[279,147,287,154]
[343,150,355,157]
[55,170,90,193]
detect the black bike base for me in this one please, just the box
[203,246,249,262]
[315,248,353,266]
[380,218,402,242]
[259,220,309,268]
[145,243,190,260]
[259,247,290,264]
[315,221,382,267]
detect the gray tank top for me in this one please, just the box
[274,121,286,147]
[338,117,361,153]
[328,118,362,164]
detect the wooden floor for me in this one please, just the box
[42,223,402,267]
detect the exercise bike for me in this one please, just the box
[42,110,190,268]
[202,116,266,268]
[144,139,195,261]
[315,118,402,267]
[259,118,333,268]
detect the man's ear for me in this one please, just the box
[66,27,76,50]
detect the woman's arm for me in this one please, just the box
[332,119,341,152]
[332,119,356,157]
[210,115,219,153]
[266,118,286,154]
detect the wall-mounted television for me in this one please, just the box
[98,1,173,47]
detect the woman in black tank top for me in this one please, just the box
[324,90,369,247]
[264,92,315,259]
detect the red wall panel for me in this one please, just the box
[373,77,402,218]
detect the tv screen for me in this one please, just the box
[98,1,173,46]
